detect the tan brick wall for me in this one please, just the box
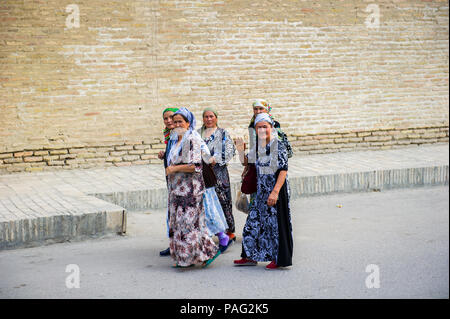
[292,125,449,155]
[0,0,448,173]
[0,126,448,174]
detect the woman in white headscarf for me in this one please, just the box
[247,99,292,157]
[233,113,293,270]
[166,107,221,268]
[237,99,293,213]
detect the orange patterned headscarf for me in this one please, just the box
[249,99,274,128]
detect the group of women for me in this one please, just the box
[157,100,293,270]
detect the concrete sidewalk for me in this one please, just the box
[0,143,448,250]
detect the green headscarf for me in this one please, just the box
[162,107,179,117]
[162,107,179,144]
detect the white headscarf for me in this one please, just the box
[167,107,210,166]
[254,113,274,126]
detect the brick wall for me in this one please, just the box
[0,138,163,173]
[0,0,448,174]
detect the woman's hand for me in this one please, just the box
[267,190,279,206]
[165,165,177,176]
[241,165,248,179]
[158,150,165,160]
[235,137,248,166]
[235,137,245,152]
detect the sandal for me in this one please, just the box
[202,250,222,268]
[227,232,237,242]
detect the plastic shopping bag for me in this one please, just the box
[235,189,249,214]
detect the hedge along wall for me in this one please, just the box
[0,0,448,174]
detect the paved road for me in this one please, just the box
[0,186,448,299]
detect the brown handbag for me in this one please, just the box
[202,160,217,188]
[241,163,257,194]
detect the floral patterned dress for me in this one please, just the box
[241,137,293,267]
[199,127,236,233]
[167,133,218,266]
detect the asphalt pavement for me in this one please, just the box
[0,185,448,299]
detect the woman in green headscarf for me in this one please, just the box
[158,107,178,257]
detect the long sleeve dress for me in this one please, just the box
[199,127,236,234]
[167,133,218,266]
[241,137,294,267]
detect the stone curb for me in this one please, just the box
[0,207,126,251]
[90,165,449,211]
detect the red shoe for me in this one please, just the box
[227,232,236,241]
[233,258,257,266]
[265,261,279,270]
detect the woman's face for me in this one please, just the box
[253,106,267,117]
[255,121,272,140]
[203,111,218,129]
[163,111,175,129]
[172,114,190,135]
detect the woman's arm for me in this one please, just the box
[267,170,287,206]
[235,137,248,166]
[166,164,195,176]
